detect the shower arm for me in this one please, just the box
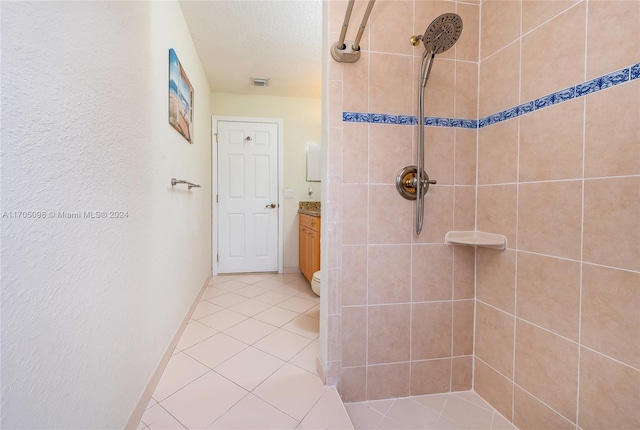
[415,49,436,234]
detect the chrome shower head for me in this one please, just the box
[415,13,463,54]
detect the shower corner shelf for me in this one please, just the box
[445,231,507,251]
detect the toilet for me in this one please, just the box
[311,270,321,296]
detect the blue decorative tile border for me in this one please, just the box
[343,62,639,129]
[342,112,418,125]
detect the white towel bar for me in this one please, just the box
[171,178,201,190]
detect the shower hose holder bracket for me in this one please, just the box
[395,165,436,200]
[331,41,361,63]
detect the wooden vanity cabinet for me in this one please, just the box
[299,213,320,283]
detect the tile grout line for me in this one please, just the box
[575,2,590,426]
[471,0,482,399]
[511,0,524,421]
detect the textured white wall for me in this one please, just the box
[0,2,211,428]
[210,93,321,271]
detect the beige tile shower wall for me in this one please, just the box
[326,0,479,402]
[476,1,640,429]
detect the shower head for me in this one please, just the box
[414,13,463,54]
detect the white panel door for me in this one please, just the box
[217,120,279,273]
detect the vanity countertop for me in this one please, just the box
[298,201,320,217]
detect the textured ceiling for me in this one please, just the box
[179,0,323,99]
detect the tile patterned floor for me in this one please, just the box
[345,391,518,430]
[137,273,353,430]
[137,272,516,430]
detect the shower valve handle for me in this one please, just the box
[414,178,437,187]
[405,177,437,188]
[400,175,437,190]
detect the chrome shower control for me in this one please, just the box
[395,165,436,201]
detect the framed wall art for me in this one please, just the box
[168,49,194,143]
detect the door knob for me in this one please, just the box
[265,203,276,209]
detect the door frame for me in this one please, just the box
[211,115,284,275]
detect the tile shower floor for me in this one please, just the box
[345,391,517,430]
[138,273,516,430]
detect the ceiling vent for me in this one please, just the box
[252,77,269,87]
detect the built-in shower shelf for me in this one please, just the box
[445,231,507,250]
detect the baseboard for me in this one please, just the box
[283,266,301,274]
[124,275,212,429]
[316,355,327,384]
